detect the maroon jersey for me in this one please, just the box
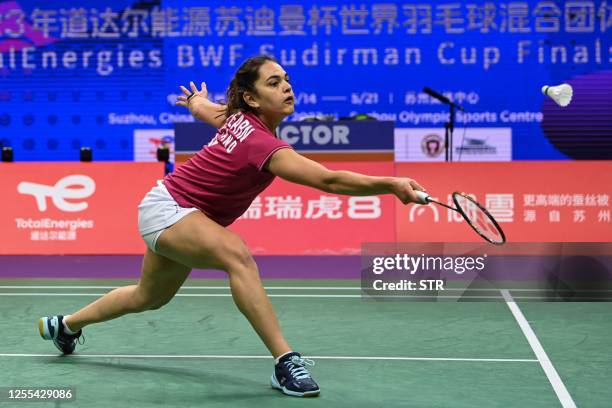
[163,111,292,226]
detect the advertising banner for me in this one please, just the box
[394,128,512,162]
[1,161,609,255]
[133,129,175,162]
[174,121,394,154]
[0,162,163,254]
[396,162,612,243]
[3,1,610,161]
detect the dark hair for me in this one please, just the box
[224,55,277,118]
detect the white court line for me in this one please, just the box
[2,286,610,292]
[0,285,362,290]
[2,292,610,300]
[0,292,507,299]
[0,353,537,363]
[501,290,577,408]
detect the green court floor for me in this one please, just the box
[1,279,610,407]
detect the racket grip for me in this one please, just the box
[415,190,430,204]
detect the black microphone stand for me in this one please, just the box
[445,105,455,162]
[423,87,464,163]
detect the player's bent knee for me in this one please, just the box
[226,246,256,274]
[142,292,174,311]
[218,236,255,273]
[133,288,161,312]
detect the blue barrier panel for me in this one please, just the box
[175,121,394,154]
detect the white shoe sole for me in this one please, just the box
[38,316,75,354]
[38,316,58,340]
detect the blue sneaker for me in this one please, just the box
[38,315,82,355]
[271,352,320,397]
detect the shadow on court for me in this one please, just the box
[48,358,260,387]
[44,357,284,405]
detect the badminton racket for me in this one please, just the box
[416,191,506,245]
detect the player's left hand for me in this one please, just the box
[176,81,208,109]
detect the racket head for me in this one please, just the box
[452,192,506,245]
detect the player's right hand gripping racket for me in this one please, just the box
[415,191,506,245]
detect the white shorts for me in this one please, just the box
[138,180,199,253]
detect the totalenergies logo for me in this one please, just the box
[17,175,96,212]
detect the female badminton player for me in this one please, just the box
[38,56,426,398]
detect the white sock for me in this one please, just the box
[275,351,293,364]
[62,315,77,335]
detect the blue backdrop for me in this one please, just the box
[0,0,610,161]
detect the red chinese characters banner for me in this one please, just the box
[0,163,163,254]
[229,162,397,255]
[1,161,609,255]
[396,162,612,243]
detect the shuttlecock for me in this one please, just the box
[541,83,573,107]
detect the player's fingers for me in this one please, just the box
[200,82,209,97]
[180,85,191,96]
[406,187,419,204]
[398,182,417,204]
[190,81,198,93]
[410,179,426,192]
[176,101,186,107]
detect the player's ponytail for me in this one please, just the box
[225,55,277,118]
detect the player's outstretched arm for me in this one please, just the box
[267,148,426,204]
[176,81,227,129]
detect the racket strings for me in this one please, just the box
[455,195,505,244]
